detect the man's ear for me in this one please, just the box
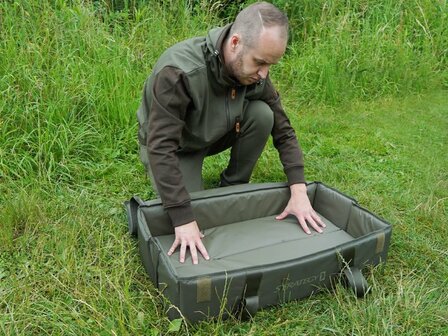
[230,34,241,51]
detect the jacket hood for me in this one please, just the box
[205,24,239,87]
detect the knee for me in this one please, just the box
[243,100,274,134]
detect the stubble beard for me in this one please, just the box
[227,49,246,84]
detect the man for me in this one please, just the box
[137,2,325,265]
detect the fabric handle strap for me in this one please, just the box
[124,196,144,236]
[338,247,369,297]
[238,272,262,320]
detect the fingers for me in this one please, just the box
[196,240,210,261]
[298,212,328,234]
[312,212,326,228]
[179,241,187,263]
[275,211,289,220]
[305,215,323,234]
[297,216,312,235]
[167,238,180,256]
[189,244,198,265]
[277,208,325,234]
[167,237,210,264]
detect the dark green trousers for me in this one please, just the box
[140,100,274,193]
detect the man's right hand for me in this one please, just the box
[167,221,210,264]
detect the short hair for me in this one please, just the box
[230,2,289,49]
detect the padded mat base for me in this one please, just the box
[155,213,354,278]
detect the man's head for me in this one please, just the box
[223,2,289,85]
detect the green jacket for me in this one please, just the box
[137,24,305,227]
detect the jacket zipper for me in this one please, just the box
[229,88,240,136]
[226,88,240,133]
[225,89,230,130]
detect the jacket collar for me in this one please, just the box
[205,24,240,87]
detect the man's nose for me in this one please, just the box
[257,65,269,79]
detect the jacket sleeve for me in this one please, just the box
[145,66,195,227]
[260,77,305,184]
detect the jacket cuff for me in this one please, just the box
[166,202,195,227]
[285,166,305,185]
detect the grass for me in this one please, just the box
[1,0,447,335]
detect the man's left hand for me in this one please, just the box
[276,183,326,234]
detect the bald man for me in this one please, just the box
[137,2,325,265]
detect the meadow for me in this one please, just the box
[0,0,447,334]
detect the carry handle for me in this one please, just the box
[237,272,262,320]
[124,196,145,237]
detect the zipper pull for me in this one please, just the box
[235,117,241,136]
[231,88,236,100]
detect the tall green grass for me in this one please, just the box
[273,0,447,105]
[1,0,447,334]
[0,0,216,185]
[1,0,446,184]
